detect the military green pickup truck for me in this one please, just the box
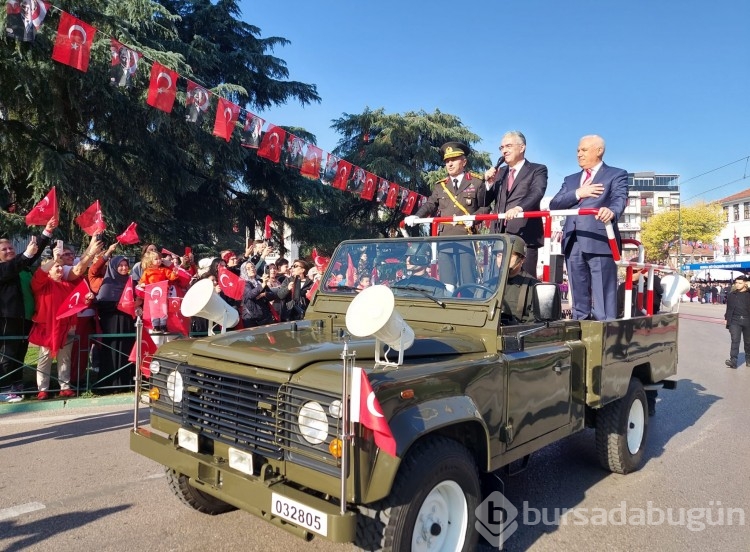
[130,233,678,551]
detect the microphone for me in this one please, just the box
[494,156,506,170]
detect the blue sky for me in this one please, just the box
[241,0,750,204]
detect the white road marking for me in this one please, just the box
[0,502,46,521]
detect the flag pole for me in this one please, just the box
[132,311,143,431]
[340,339,353,516]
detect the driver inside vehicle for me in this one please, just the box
[496,236,539,325]
[396,251,449,296]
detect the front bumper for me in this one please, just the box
[130,428,357,543]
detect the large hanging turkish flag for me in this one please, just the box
[52,12,95,70]
[212,97,239,142]
[147,62,178,113]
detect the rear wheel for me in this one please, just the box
[166,469,236,515]
[356,437,480,551]
[595,378,649,474]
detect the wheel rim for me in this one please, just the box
[626,397,645,454]
[411,480,468,552]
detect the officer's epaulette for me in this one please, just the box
[467,171,485,181]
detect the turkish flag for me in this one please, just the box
[55,278,91,320]
[213,97,240,142]
[264,215,272,240]
[361,172,378,201]
[128,331,157,377]
[332,159,353,191]
[350,367,396,457]
[257,125,287,163]
[401,190,418,215]
[75,200,106,236]
[300,144,322,179]
[117,278,135,317]
[6,0,21,14]
[217,265,245,301]
[52,14,96,71]
[116,222,139,245]
[143,281,168,321]
[185,80,210,123]
[241,112,265,148]
[167,297,190,336]
[25,187,57,226]
[146,62,178,113]
[385,183,400,208]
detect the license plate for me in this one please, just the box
[271,493,328,537]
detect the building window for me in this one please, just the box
[724,239,729,255]
[734,205,740,221]
[724,206,730,222]
[657,197,665,207]
[745,203,749,219]
[745,237,750,254]
[628,197,637,207]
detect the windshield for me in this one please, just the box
[321,236,510,301]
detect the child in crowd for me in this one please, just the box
[138,250,178,333]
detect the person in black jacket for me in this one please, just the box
[724,274,750,368]
[0,216,57,402]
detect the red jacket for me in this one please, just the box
[29,269,77,354]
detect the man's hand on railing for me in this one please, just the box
[403,215,418,227]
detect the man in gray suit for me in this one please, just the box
[549,135,628,320]
[479,130,548,276]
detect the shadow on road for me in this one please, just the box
[0,505,131,551]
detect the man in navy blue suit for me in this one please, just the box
[549,135,627,320]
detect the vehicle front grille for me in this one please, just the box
[182,366,282,460]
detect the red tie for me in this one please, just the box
[582,168,592,185]
[507,168,516,191]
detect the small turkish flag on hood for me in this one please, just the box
[128,331,157,377]
[55,278,91,320]
[51,12,97,72]
[212,97,239,142]
[25,187,57,226]
[116,222,139,245]
[75,200,106,236]
[350,367,396,457]
[117,278,135,318]
[217,265,245,301]
[147,61,178,113]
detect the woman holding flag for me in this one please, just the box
[29,235,102,400]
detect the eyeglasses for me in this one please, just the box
[499,143,521,150]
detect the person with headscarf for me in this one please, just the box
[239,261,276,327]
[89,244,135,391]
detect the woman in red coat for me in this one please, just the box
[30,237,101,400]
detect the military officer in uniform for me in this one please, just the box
[496,236,539,325]
[404,141,483,287]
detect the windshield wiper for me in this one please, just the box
[390,284,446,308]
[325,284,359,291]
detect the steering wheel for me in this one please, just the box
[453,283,494,299]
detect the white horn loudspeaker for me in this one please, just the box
[181,278,239,334]
[659,273,691,310]
[346,285,414,366]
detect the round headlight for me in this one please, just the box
[297,401,328,445]
[329,400,343,419]
[149,360,161,375]
[166,371,183,403]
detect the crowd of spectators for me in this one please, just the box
[0,224,344,403]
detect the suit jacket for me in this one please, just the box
[415,172,482,236]
[549,163,628,255]
[477,160,548,247]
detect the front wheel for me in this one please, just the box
[356,437,481,551]
[166,469,236,515]
[595,378,649,474]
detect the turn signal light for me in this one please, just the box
[329,438,343,458]
[149,387,160,401]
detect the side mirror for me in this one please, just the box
[532,283,561,322]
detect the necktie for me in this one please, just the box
[453,178,459,191]
[507,168,516,192]
[582,168,592,185]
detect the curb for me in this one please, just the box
[0,393,138,414]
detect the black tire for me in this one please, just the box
[595,378,649,474]
[355,436,481,552]
[166,469,236,515]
